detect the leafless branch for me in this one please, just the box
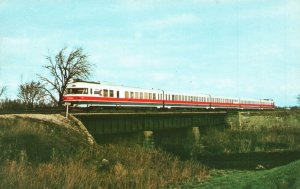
[38,47,92,106]
[0,86,6,97]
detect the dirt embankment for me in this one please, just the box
[0,114,95,145]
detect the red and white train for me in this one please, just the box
[63,80,275,109]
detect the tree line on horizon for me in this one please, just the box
[0,47,92,111]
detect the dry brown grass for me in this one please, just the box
[0,145,209,189]
[0,114,209,188]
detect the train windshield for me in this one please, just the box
[66,88,88,94]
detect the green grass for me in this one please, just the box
[187,159,300,189]
[0,117,90,163]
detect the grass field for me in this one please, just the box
[0,111,299,188]
[0,114,208,188]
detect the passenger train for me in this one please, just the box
[63,80,275,109]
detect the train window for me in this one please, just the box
[67,88,88,94]
[153,93,156,100]
[117,91,120,98]
[130,92,134,99]
[149,93,153,100]
[140,92,143,99]
[125,91,129,98]
[103,89,108,97]
[90,89,92,94]
[144,92,149,99]
[135,92,139,99]
[109,90,114,97]
[94,90,100,95]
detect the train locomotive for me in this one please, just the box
[63,80,275,109]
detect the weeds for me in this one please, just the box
[200,126,300,154]
[0,115,209,188]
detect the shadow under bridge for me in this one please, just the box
[72,111,227,135]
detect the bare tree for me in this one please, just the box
[38,47,92,106]
[18,81,46,108]
[0,86,6,98]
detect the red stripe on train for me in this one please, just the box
[63,95,274,108]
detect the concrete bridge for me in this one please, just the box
[72,111,227,135]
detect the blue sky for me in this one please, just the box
[0,0,299,106]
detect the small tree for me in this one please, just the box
[17,81,46,109]
[38,47,92,106]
